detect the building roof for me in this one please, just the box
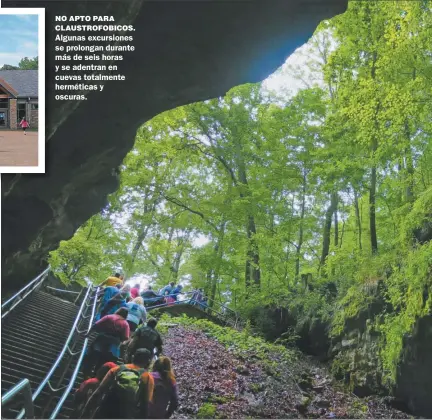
[0,78,18,97]
[0,70,38,98]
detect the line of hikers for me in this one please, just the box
[77,278,177,419]
[77,347,178,419]
[96,274,210,322]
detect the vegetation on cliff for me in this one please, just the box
[50,0,431,398]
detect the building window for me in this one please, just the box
[17,103,26,121]
[0,98,8,108]
[31,104,38,110]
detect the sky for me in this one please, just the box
[0,14,38,67]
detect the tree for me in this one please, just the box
[18,57,38,70]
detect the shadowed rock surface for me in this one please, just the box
[1,0,347,291]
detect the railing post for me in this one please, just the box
[1,379,34,419]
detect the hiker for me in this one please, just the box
[125,318,163,363]
[98,273,123,288]
[126,297,147,332]
[170,285,183,301]
[130,283,141,299]
[191,288,203,305]
[82,308,130,379]
[141,286,163,307]
[200,296,209,312]
[164,290,176,306]
[159,282,175,296]
[19,117,29,135]
[73,361,117,418]
[100,285,130,317]
[149,356,179,419]
[81,348,154,419]
[95,285,121,322]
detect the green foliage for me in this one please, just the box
[196,403,217,419]
[18,56,38,70]
[160,314,297,377]
[50,0,431,388]
[0,57,38,70]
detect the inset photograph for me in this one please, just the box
[0,9,45,172]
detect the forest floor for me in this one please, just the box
[163,325,412,419]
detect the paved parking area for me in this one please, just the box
[0,130,38,167]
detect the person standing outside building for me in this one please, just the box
[19,117,29,135]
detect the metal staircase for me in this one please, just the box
[1,291,80,418]
[1,269,241,419]
[1,270,99,419]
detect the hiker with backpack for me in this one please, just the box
[159,282,175,297]
[82,308,130,379]
[126,296,147,332]
[73,361,117,418]
[95,284,122,322]
[125,318,163,363]
[149,356,179,419]
[100,285,131,317]
[81,348,155,419]
[98,273,124,288]
[141,286,164,308]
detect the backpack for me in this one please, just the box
[135,326,160,352]
[97,365,147,419]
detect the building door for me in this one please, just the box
[0,111,6,127]
[17,103,26,122]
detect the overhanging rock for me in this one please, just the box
[1,0,348,290]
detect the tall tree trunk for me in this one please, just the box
[209,222,226,306]
[320,191,338,271]
[245,215,260,287]
[331,206,339,276]
[130,225,151,265]
[334,209,339,246]
[354,189,362,250]
[369,140,378,254]
[369,52,379,255]
[170,231,190,282]
[235,140,260,288]
[404,120,415,203]
[295,171,307,282]
[205,269,213,296]
[339,221,345,248]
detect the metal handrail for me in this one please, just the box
[145,291,242,327]
[16,285,93,419]
[45,286,81,294]
[1,267,50,319]
[48,286,100,419]
[1,379,34,419]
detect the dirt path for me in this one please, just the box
[163,325,411,419]
[0,130,38,167]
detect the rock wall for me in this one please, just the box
[1,0,347,291]
[328,287,432,418]
[258,283,432,417]
[395,315,432,416]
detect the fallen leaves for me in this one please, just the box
[162,325,413,419]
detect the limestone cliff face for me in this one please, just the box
[1,0,347,290]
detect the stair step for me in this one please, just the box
[1,289,88,419]
[1,337,64,359]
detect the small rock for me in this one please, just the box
[314,397,331,408]
[341,338,356,348]
[235,365,250,375]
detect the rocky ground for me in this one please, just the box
[163,325,413,419]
